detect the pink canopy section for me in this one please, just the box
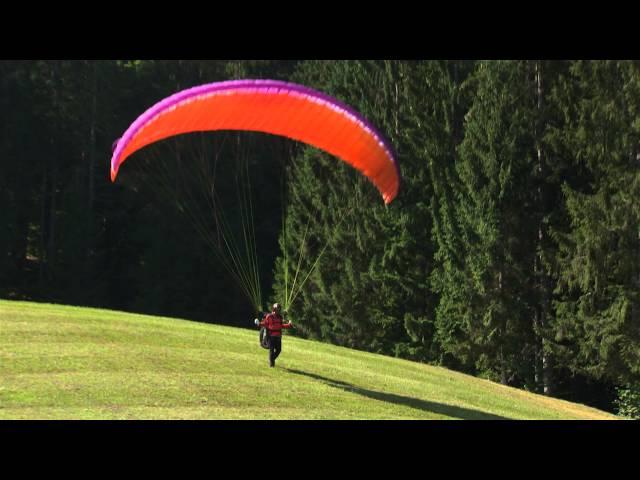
[110,79,400,204]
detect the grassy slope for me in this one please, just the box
[0,300,619,420]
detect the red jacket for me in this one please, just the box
[259,312,291,337]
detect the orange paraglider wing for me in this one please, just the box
[111,79,400,204]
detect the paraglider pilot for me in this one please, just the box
[255,303,292,367]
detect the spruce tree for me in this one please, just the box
[437,61,544,386]
[273,60,466,361]
[551,61,640,385]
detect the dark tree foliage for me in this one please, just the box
[550,61,640,386]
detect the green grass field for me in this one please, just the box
[0,299,619,420]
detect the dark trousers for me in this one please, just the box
[269,336,282,366]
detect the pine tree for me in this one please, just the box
[551,61,640,385]
[435,61,545,386]
[272,61,408,353]
[273,60,464,361]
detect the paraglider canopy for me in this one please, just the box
[110,79,400,204]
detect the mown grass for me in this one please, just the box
[0,299,619,420]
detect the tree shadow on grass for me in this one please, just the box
[285,368,510,420]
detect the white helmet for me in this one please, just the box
[272,303,281,312]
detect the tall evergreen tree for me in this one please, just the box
[273,60,414,353]
[435,61,545,387]
[551,61,640,385]
[273,60,464,361]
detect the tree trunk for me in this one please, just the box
[39,159,48,285]
[86,60,97,281]
[499,345,508,385]
[47,150,57,271]
[88,61,96,226]
[394,67,399,137]
[633,146,640,337]
[534,60,553,395]
[39,61,60,290]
